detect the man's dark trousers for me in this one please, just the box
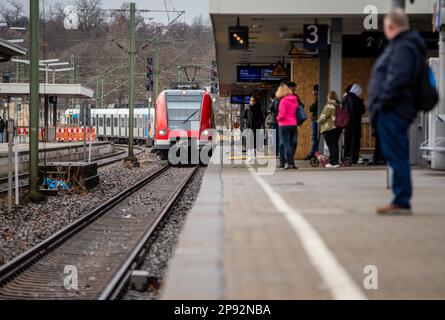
[310,120,318,157]
[376,111,412,209]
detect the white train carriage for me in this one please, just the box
[64,108,155,145]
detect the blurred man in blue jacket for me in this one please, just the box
[368,9,426,216]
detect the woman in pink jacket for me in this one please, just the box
[276,84,299,170]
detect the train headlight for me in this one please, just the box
[202,130,210,136]
[159,129,167,136]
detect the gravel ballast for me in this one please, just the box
[124,167,205,300]
[0,149,164,266]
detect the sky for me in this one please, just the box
[15,0,210,24]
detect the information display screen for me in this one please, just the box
[231,95,251,104]
[237,66,286,83]
[237,66,262,82]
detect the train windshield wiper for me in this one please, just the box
[182,109,200,124]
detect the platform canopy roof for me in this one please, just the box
[0,38,27,62]
[210,0,438,96]
[0,83,94,99]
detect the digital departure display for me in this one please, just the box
[237,66,262,82]
[231,95,251,104]
[237,66,287,83]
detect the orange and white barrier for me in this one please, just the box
[56,127,96,142]
[17,127,46,143]
[16,127,96,143]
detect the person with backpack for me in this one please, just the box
[287,81,301,158]
[368,9,438,216]
[318,91,342,168]
[268,93,280,157]
[342,84,366,165]
[305,85,319,161]
[276,84,299,170]
[0,117,5,143]
[243,96,265,164]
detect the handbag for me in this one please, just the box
[335,103,350,129]
[296,97,307,127]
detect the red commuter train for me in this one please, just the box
[153,86,215,163]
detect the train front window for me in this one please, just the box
[166,94,202,130]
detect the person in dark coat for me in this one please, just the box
[0,117,5,143]
[342,84,366,164]
[305,85,319,160]
[268,94,280,156]
[243,96,265,164]
[368,9,425,216]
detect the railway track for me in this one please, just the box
[0,165,198,300]
[0,146,145,195]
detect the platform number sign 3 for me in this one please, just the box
[304,24,329,50]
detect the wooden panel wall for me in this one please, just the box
[291,57,376,159]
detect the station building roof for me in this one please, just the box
[210,0,438,96]
[0,83,94,99]
[0,38,27,62]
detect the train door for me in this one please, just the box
[138,116,143,138]
[113,116,118,137]
[149,107,155,140]
[118,115,122,137]
[98,115,104,137]
[124,115,128,137]
[144,113,149,138]
[106,116,111,136]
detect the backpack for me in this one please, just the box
[296,96,307,127]
[414,60,439,112]
[335,103,350,129]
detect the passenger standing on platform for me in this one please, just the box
[343,84,366,165]
[0,117,5,143]
[368,9,425,215]
[305,85,319,160]
[268,94,280,157]
[243,96,265,164]
[276,84,299,170]
[318,91,341,168]
[287,81,300,157]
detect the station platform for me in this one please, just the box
[0,142,113,177]
[162,150,445,300]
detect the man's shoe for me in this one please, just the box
[304,154,313,161]
[326,164,340,169]
[377,205,413,216]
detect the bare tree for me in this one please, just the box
[76,0,104,32]
[0,0,28,28]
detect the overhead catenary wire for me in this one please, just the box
[137,11,185,53]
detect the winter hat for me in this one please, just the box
[350,84,362,97]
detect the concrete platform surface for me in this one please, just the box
[162,157,445,300]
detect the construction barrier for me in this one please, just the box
[56,127,97,142]
[17,127,46,143]
[16,127,96,143]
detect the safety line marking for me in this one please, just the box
[248,169,367,300]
